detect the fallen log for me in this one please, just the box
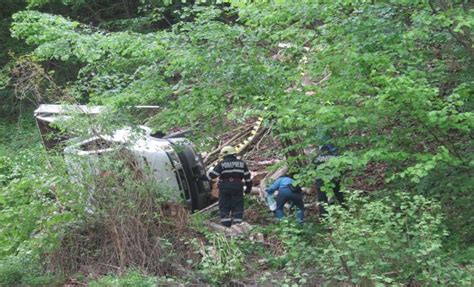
[202,221,254,237]
[203,220,230,234]
[249,159,281,166]
[194,201,219,214]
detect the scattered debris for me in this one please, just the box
[202,221,264,241]
[194,201,219,214]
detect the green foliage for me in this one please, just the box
[416,161,474,245]
[0,0,30,67]
[199,233,245,284]
[88,270,178,287]
[10,6,284,136]
[261,220,316,285]
[23,0,188,30]
[454,246,474,266]
[0,143,80,257]
[318,191,473,286]
[0,253,61,286]
[189,209,212,233]
[2,0,474,284]
[0,116,42,156]
[45,149,200,277]
[0,116,198,284]
[27,0,86,8]
[9,1,472,189]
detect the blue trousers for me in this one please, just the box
[275,188,304,223]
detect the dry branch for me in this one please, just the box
[204,125,255,165]
[237,126,268,157]
[194,201,219,214]
[202,221,253,237]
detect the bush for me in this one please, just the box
[0,122,202,282]
[0,254,59,286]
[318,191,473,286]
[199,233,245,284]
[0,149,79,258]
[47,151,200,279]
[88,271,170,287]
[261,220,316,285]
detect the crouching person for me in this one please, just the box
[266,175,304,223]
[208,146,252,227]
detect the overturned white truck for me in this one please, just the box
[34,104,212,211]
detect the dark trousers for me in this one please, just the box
[219,189,244,227]
[275,188,305,223]
[316,178,344,217]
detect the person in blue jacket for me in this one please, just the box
[266,174,304,223]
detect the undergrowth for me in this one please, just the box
[45,151,202,282]
[88,270,180,287]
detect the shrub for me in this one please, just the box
[89,271,163,287]
[199,233,245,284]
[0,254,59,286]
[0,149,78,258]
[254,220,320,286]
[88,270,185,287]
[318,191,473,286]
[47,151,200,278]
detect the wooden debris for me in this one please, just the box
[230,222,253,234]
[251,171,268,186]
[250,187,262,195]
[194,201,219,214]
[203,220,230,234]
[237,126,268,157]
[203,125,254,165]
[251,159,281,166]
[210,180,219,199]
[203,221,254,237]
[204,118,268,168]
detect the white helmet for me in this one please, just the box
[220,146,236,156]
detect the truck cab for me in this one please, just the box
[34,104,211,211]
